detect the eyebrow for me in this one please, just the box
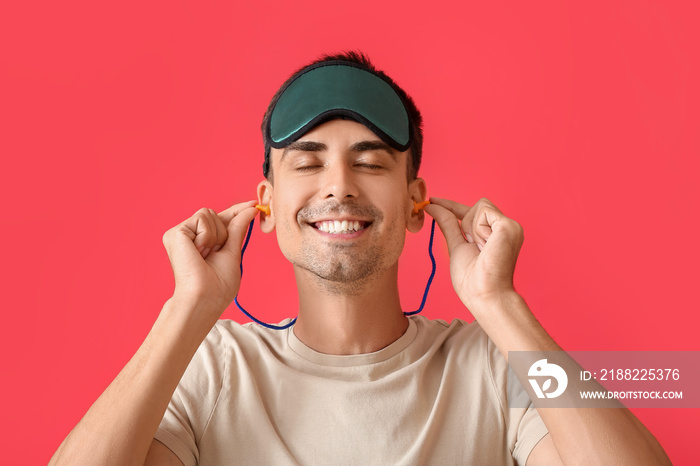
[282,140,327,160]
[349,140,397,162]
[281,139,397,163]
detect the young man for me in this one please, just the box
[50,52,670,465]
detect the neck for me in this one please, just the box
[292,263,409,355]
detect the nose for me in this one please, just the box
[320,158,359,200]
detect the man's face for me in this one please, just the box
[258,119,426,286]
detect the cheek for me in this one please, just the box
[274,216,299,264]
[271,184,306,257]
[272,182,302,225]
[376,185,411,225]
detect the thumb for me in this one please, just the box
[424,204,467,257]
[219,206,260,257]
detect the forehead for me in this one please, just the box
[288,118,380,145]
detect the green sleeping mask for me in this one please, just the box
[263,61,413,176]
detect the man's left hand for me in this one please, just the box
[424,197,524,314]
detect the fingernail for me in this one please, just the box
[212,245,221,252]
[466,234,474,243]
[477,243,483,251]
[202,247,211,257]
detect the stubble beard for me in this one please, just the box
[299,220,402,295]
[299,240,384,294]
[286,201,404,295]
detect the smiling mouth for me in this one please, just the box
[312,220,370,234]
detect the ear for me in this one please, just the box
[256,179,275,233]
[407,177,427,233]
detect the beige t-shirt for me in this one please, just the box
[155,316,548,465]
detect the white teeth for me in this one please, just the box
[316,220,366,234]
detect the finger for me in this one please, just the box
[423,204,467,256]
[194,210,216,255]
[472,202,506,246]
[429,197,472,221]
[219,206,260,256]
[163,208,218,266]
[201,208,228,258]
[460,202,478,245]
[209,208,229,254]
[460,199,497,247]
[474,211,495,244]
[163,225,203,270]
[218,200,258,226]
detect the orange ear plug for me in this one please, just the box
[413,200,430,213]
[255,204,271,215]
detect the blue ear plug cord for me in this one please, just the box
[234,218,437,330]
[404,218,437,316]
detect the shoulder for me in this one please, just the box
[210,318,295,354]
[188,318,298,376]
[410,315,492,356]
[411,315,509,392]
[176,319,294,395]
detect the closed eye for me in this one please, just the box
[356,163,383,170]
[296,165,323,171]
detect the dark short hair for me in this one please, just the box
[261,51,423,182]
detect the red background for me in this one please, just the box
[1,1,698,464]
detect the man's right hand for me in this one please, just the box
[50,202,260,466]
[161,200,260,318]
